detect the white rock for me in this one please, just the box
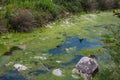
[16,44,26,50]
[52,68,63,77]
[14,64,28,71]
[56,60,62,63]
[0,7,3,10]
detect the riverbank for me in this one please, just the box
[0,0,120,33]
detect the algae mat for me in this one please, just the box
[0,12,120,80]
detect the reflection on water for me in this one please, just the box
[49,36,101,55]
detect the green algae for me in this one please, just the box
[0,12,120,80]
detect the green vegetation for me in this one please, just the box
[0,0,120,80]
[0,0,120,32]
[0,12,120,80]
[101,24,120,80]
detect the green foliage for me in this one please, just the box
[53,0,83,12]
[0,44,8,56]
[0,0,120,32]
[1,0,64,32]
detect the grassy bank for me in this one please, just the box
[0,0,120,33]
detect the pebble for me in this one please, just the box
[52,68,63,77]
[14,64,28,71]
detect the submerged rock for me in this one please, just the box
[14,64,28,71]
[52,68,63,77]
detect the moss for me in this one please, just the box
[0,44,8,56]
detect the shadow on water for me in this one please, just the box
[49,36,101,55]
[0,70,26,80]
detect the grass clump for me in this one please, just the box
[1,0,64,32]
[53,0,83,12]
[8,9,38,32]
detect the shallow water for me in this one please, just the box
[49,36,101,55]
[0,12,120,80]
[0,70,26,80]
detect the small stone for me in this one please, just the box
[56,60,62,63]
[0,7,3,10]
[14,64,28,71]
[52,68,63,77]
[17,45,26,50]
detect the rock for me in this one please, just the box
[14,64,28,71]
[0,7,3,10]
[52,68,63,77]
[75,57,98,74]
[17,44,26,50]
[56,60,62,64]
[74,56,99,80]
